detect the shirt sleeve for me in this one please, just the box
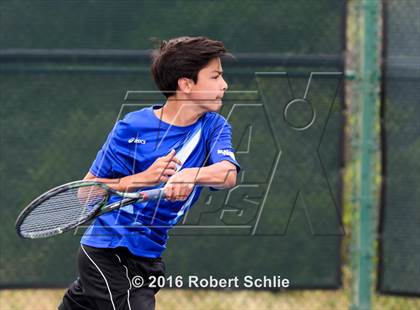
[207,116,241,172]
[89,119,134,178]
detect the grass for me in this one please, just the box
[1,287,419,310]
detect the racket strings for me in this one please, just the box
[19,186,107,237]
[27,195,93,216]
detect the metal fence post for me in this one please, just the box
[351,0,381,309]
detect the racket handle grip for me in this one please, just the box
[142,188,165,201]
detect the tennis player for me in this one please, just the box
[59,36,240,310]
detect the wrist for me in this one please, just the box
[119,175,133,192]
[186,167,201,185]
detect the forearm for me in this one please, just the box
[83,171,152,192]
[193,161,237,189]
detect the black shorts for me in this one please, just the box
[58,244,166,310]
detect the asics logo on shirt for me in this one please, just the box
[217,149,235,160]
[128,138,146,144]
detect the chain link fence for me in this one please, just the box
[377,0,420,297]
[346,0,420,309]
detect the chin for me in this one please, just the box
[198,101,222,113]
[209,101,222,112]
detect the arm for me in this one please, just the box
[193,160,237,189]
[83,171,150,192]
[84,149,181,192]
[163,160,237,201]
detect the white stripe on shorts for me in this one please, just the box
[115,254,132,310]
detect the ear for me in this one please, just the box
[178,78,193,94]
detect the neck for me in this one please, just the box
[154,96,204,126]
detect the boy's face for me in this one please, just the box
[188,57,228,112]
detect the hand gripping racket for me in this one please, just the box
[15,180,165,239]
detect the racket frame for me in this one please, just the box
[15,180,159,239]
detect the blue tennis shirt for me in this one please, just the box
[81,105,240,258]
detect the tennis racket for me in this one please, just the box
[15,180,165,239]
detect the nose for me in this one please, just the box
[221,76,228,91]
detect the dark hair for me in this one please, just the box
[151,36,228,98]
